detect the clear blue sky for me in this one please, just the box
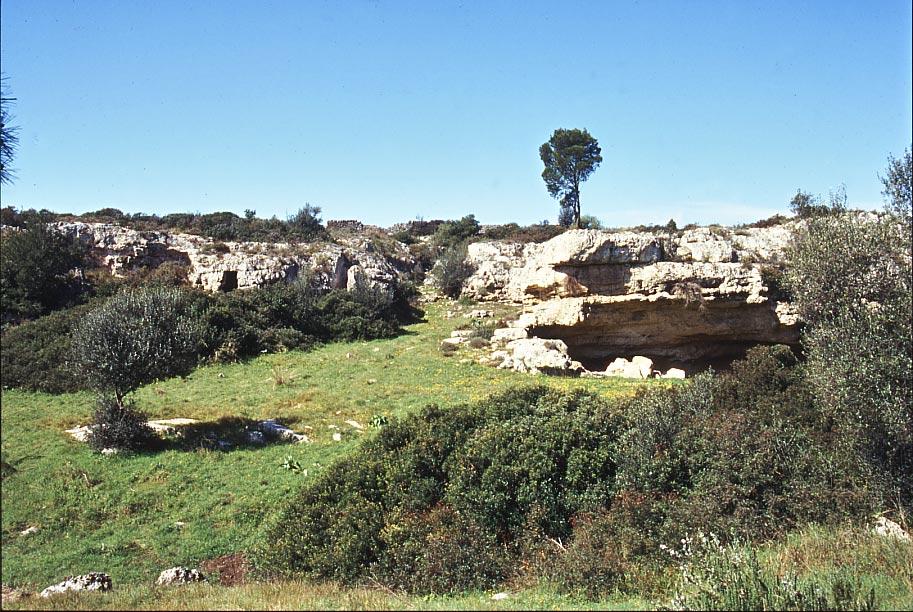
[1,0,911,227]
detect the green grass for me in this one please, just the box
[1,299,652,592]
[5,297,909,610]
[1,583,652,611]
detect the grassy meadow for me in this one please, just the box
[1,297,659,607]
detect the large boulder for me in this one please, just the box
[496,338,584,375]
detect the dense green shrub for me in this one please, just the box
[86,396,158,453]
[430,244,475,298]
[482,222,565,243]
[374,505,509,594]
[785,203,912,509]
[431,214,480,249]
[616,346,874,543]
[0,222,88,323]
[258,350,883,594]
[0,302,92,393]
[445,389,621,541]
[0,204,331,243]
[72,286,205,401]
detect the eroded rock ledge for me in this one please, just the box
[463,224,800,369]
[53,221,414,293]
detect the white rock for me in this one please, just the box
[259,419,310,443]
[344,420,365,430]
[499,337,583,375]
[40,573,112,598]
[605,357,630,375]
[663,368,687,379]
[622,361,647,379]
[491,592,510,600]
[631,356,654,378]
[65,425,92,442]
[20,526,39,536]
[100,448,119,456]
[873,517,910,541]
[469,309,494,318]
[332,432,343,442]
[156,566,205,586]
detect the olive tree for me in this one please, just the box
[73,286,204,404]
[539,128,602,227]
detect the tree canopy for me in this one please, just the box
[539,128,602,227]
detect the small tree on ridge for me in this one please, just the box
[539,128,602,227]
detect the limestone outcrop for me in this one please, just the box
[52,222,414,294]
[463,224,800,368]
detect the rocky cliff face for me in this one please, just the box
[54,222,414,294]
[463,224,800,370]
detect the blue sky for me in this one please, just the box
[1,0,911,227]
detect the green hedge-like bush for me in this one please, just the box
[257,347,880,595]
[0,302,93,393]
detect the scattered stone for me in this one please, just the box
[40,573,112,598]
[332,432,343,442]
[147,418,200,436]
[469,309,494,318]
[217,372,225,378]
[65,425,92,443]
[344,420,365,430]
[20,526,38,536]
[873,516,910,541]
[156,566,205,586]
[663,368,687,379]
[491,592,509,600]
[174,521,187,528]
[259,419,310,443]
[100,448,119,456]
[367,378,377,385]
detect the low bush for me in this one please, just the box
[374,505,510,594]
[257,347,883,595]
[482,222,565,243]
[86,396,158,453]
[430,244,475,298]
[431,215,480,249]
[0,221,88,323]
[0,303,92,393]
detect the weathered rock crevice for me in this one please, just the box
[463,223,801,373]
[53,222,414,294]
